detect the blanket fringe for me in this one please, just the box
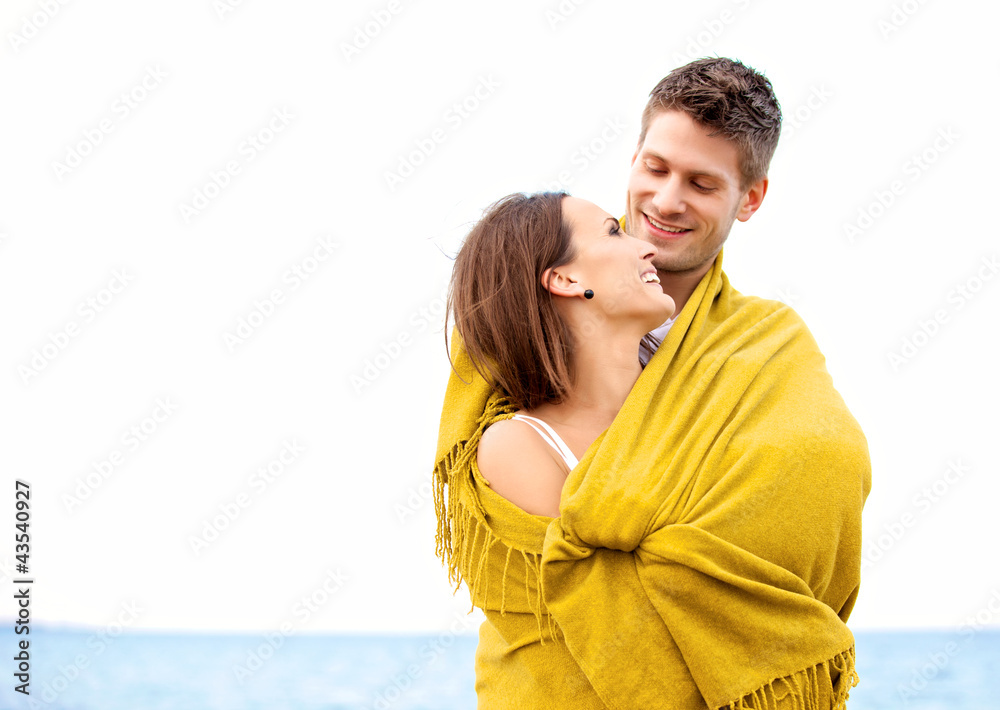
[727,645,858,710]
[433,393,515,586]
[432,393,559,643]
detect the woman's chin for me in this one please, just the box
[642,308,673,333]
[655,295,676,324]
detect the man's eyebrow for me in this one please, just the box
[639,149,727,182]
[689,169,726,182]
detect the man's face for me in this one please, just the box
[626,110,765,276]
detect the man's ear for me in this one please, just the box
[541,265,583,299]
[736,177,768,222]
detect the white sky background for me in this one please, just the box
[0,0,998,635]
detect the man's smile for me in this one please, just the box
[644,213,694,237]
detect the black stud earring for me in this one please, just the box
[584,289,595,299]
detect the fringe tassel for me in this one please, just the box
[433,393,565,641]
[726,646,858,710]
[477,531,498,609]
[433,393,517,589]
[500,546,512,616]
[831,645,860,710]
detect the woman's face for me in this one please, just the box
[555,196,676,331]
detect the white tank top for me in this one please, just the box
[509,414,579,470]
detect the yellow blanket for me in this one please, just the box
[434,249,871,709]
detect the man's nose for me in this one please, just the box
[651,176,685,216]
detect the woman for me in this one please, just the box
[450,192,675,519]
[434,192,866,709]
[440,190,671,707]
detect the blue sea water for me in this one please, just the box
[0,627,997,709]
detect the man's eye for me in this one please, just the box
[647,165,665,174]
[693,182,714,192]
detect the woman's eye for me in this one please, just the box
[609,224,622,236]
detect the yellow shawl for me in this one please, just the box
[434,249,871,709]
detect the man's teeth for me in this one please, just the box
[641,272,660,284]
[648,216,688,233]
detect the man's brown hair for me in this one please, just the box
[447,192,575,410]
[639,57,782,189]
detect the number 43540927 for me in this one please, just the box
[15,480,30,568]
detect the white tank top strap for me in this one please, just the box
[509,414,580,470]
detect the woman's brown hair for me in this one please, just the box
[447,191,575,411]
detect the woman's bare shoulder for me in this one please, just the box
[477,418,567,517]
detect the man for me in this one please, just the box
[434,58,870,709]
[626,58,776,362]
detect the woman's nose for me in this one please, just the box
[633,236,657,261]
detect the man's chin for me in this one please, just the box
[652,247,701,275]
